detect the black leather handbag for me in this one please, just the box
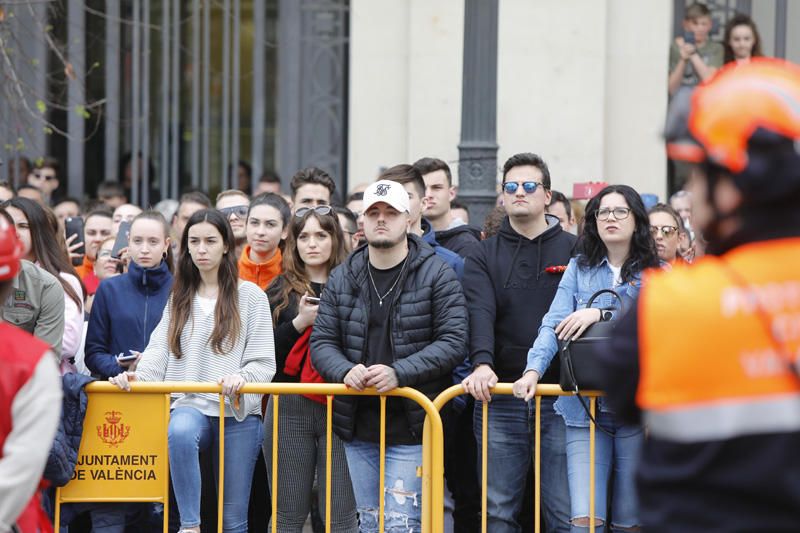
[558,289,621,393]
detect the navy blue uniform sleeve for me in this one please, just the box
[84,285,125,379]
[595,302,642,426]
[462,245,496,369]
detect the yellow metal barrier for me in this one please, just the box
[55,381,445,533]
[432,383,603,533]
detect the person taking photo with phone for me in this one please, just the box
[109,208,276,533]
[263,204,357,532]
[85,211,174,379]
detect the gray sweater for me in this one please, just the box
[136,281,276,420]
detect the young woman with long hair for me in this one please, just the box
[514,185,661,532]
[3,197,85,373]
[110,209,275,533]
[723,13,763,65]
[263,205,357,532]
[239,192,291,290]
[84,211,175,379]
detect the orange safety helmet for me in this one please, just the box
[0,216,23,281]
[665,58,800,203]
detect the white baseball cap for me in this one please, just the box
[362,180,410,214]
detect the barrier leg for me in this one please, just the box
[379,396,386,533]
[271,395,279,533]
[589,397,596,532]
[481,401,488,533]
[218,397,225,533]
[326,395,333,533]
[534,396,541,533]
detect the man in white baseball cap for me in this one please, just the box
[311,166,468,531]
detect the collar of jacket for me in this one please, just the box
[127,260,172,292]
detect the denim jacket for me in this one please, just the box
[525,256,643,427]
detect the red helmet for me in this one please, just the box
[0,217,23,281]
[665,58,800,204]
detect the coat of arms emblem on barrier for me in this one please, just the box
[97,410,131,447]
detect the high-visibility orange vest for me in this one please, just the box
[638,237,800,442]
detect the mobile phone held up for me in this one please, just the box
[111,220,132,259]
[683,30,696,46]
[305,296,321,305]
[116,352,138,363]
[65,216,85,266]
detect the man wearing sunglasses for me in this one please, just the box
[216,189,251,259]
[462,152,574,532]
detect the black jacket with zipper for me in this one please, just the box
[463,214,577,383]
[311,234,468,442]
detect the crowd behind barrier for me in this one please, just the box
[3,8,799,531]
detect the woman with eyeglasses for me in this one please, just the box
[2,198,85,373]
[238,193,291,290]
[110,209,275,533]
[649,203,687,263]
[263,204,357,532]
[513,184,661,532]
[85,211,174,380]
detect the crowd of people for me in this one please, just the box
[0,144,708,533]
[2,5,799,533]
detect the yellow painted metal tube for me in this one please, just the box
[271,395,279,533]
[379,396,387,533]
[326,394,333,533]
[163,393,171,533]
[218,396,225,533]
[534,395,541,533]
[589,397,596,531]
[54,487,61,530]
[481,400,489,533]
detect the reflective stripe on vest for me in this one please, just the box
[638,238,800,442]
[644,392,800,442]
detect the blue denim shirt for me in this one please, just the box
[525,256,642,427]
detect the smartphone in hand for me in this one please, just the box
[683,30,696,46]
[305,296,321,305]
[111,220,132,259]
[65,216,85,266]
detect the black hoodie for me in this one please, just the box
[435,223,481,257]
[463,214,576,383]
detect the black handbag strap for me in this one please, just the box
[586,288,622,309]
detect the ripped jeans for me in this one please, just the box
[344,440,422,533]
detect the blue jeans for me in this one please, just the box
[565,412,642,532]
[344,439,422,533]
[167,407,263,532]
[474,395,571,533]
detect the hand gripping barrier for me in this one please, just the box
[430,383,604,533]
[54,382,445,533]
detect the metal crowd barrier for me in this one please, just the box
[55,382,602,532]
[54,382,445,533]
[432,384,604,533]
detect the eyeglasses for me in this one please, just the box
[97,250,115,259]
[502,181,544,195]
[596,207,631,221]
[295,205,333,218]
[650,225,679,238]
[219,205,248,219]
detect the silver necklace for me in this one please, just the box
[367,256,408,307]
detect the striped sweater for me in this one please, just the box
[136,281,276,419]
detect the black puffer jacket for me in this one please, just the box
[311,234,468,441]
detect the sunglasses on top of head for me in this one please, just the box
[502,181,544,195]
[294,205,333,218]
